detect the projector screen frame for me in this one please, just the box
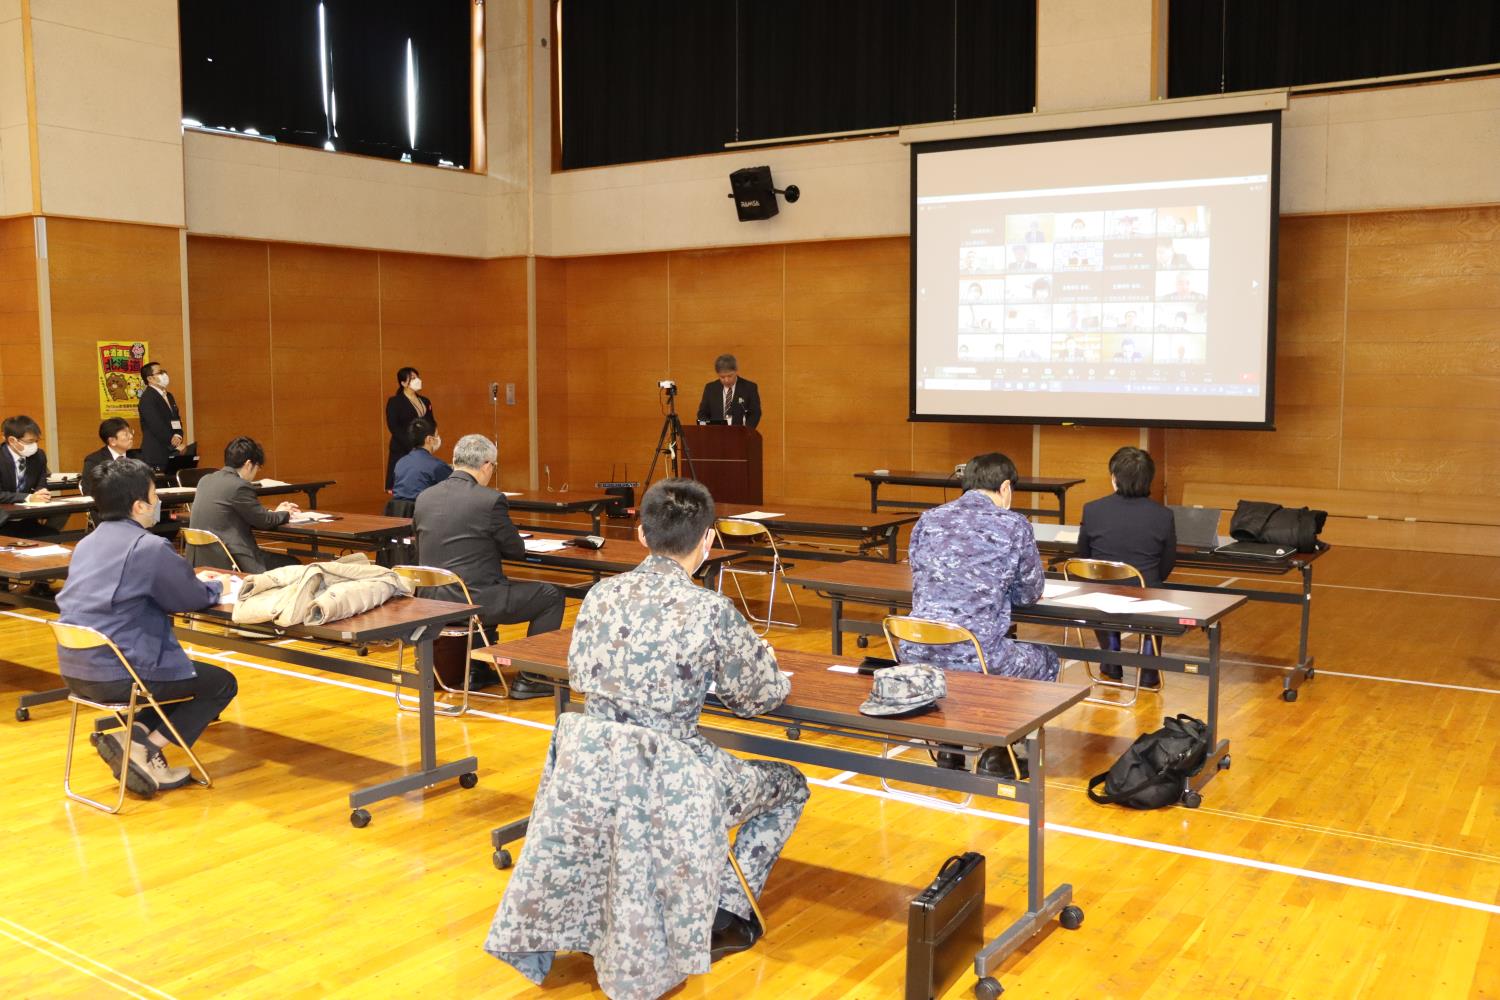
[907,109,1281,431]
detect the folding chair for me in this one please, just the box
[727,834,768,935]
[181,527,239,572]
[714,519,801,634]
[393,565,507,714]
[176,467,214,489]
[49,621,212,813]
[1061,557,1163,708]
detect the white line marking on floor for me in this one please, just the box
[1217,657,1500,695]
[0,916,178,1000]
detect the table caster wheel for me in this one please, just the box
[1059,904,1084,930]
[1182,789,1202,809]
[1305,667,1315,679]
[1282,688,1298,702]
[785,726,801,741]
[494,849,513,870]
[459,771,479,789]
[975,976,1004,999]
[1217,755,1231,770]
[15,706,29,722]
[856,635,869,648]
[350,808,371,828]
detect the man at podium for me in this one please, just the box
[695,354,762,428]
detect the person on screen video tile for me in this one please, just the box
[1024,219,1046,243]
[1009,245,1039,271]
[1161,273,1206,301]
[1113,338,1145,362]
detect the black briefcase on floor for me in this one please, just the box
[906,852,986,1000]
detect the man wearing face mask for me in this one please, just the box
[0,414,67,539]
[390,417,451,510]
[413,434,563,698]
[137,361,192,471]
[58,458,237,798]
[187,436,301,573]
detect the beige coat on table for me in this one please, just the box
[231,554,411,627]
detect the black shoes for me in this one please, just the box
[468,663,504,691]
[1098,665,1162,689]
[976,746,1029,781]
[1100,664,1124,681]
[507,673,553,700]
[709,908,762,961]
[934,750,968,770]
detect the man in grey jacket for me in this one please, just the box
[187,436,300,573]
[413,434,563,698]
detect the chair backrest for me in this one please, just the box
[715,518,781,559]
[394,564,471,601]
[177,467,213,489]
[1062,558,1145,587]
[47,620,148,689]
[882,614,990,675]
[181,527,240,572]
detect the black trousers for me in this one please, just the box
[481,580,566,636]
[66,664,238,749]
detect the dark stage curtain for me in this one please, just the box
[1169,0,1500,97]
[560,0,1037,170]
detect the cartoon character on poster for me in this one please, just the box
[97,341,149,418]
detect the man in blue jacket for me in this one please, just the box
[392,417,452,503]
[58,458,237,798]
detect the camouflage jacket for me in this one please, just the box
[905,489,1047,672]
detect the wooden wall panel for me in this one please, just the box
[186,237,272,470]
[535,257,568,487]
[0,218,44,426]
[46,218,183,470]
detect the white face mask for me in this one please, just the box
[155,373,170,388]
[408,377,423,391]
[17,441,38,458]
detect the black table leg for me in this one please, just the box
[1282,562,1316,702]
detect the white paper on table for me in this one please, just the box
[731,511,784,520]
[157,486,196,495]
[288,511,334,523]
[1042,581,1078,598]
[211,577,244,605]
[524,538,570,553]
[1053,526,1080,544]
[1052,592,1144,614]
[502,491,524,497]
[254,478,290,487]
[53,473,80,481]
[827,665,860,675]
[11,544,69,558]
[23,496,90,507]
[1126,599,1190,614]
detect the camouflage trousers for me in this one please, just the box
[690,736,810,922]
[900,637,1060,682]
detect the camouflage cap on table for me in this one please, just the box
[859,663,947,716]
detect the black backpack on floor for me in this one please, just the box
[1087,715,1210,809]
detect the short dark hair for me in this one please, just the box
[713,354,737,374]
[90,457,154,521]
[396,366,419,387]
[224,436,265,469]
[1109,446,1155,498]
[408,417,435,445]
[99,417,131,444]
[3,415,41,441]
[142,361,163,379]
[638,478,714,557]
[960,452,1018,493]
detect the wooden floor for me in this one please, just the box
[2,544,1499,998]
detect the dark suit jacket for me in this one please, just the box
[1076,493,1177,587]
[695,377,762,428]
[385,391,436,488]
[81,446,138,485]
[0,447,49,503]
[138,387,183,469]
[412,471,524,621]
[186,467,291,574]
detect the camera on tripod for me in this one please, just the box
[658,379,677,396]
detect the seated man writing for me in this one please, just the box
[188,436,301,573]
[1076,446,1176,688]
[58,459,237,797]
[904,452,1059,776]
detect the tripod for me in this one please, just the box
[644,385,697,491]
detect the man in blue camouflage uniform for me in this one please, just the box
[904,452,1059,776]
[486,478,807,993]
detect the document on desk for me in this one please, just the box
[732,511,784,520]
[502,492,524,497]
[157,486,196,495]
[254,479,290,487]
[1042,581,1078,598]
[212,577,244,605]
[288,511,334,524]
[22,496,90,507]
[523,539,570,553]
[9,544,69,558]
[1051,592,1145,614]
[1125,599,1189,614]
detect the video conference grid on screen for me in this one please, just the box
[912,117,1277,426]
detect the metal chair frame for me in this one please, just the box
[392,565,507,715]
[49,621,212,814]
[181,527,240,573]
[727,833,768,934]
[713,519,801,634]
[1060,558,1164,708]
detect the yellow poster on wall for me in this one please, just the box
[97,341,149,418]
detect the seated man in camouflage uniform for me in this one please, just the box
[903,451,1060,776]
[569,477,809,958]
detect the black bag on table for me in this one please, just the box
[906,852,985,1000]
[1229,500,1327,552]
[1087,715,1210,809]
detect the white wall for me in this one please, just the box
[0,0,33,218]
[27,0,183,226]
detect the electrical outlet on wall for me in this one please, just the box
[505,383,516,405]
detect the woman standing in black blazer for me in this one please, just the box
[385,367,435,490]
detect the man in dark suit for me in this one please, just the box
[0,414,66,540]
[695,354,762,428]
[82,418,139,482]
[137,361,190,470]
[1076,446,1176,687]
[186,436,301,573]
[413,433,564,698]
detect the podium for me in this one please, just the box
[681,425,763,505]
